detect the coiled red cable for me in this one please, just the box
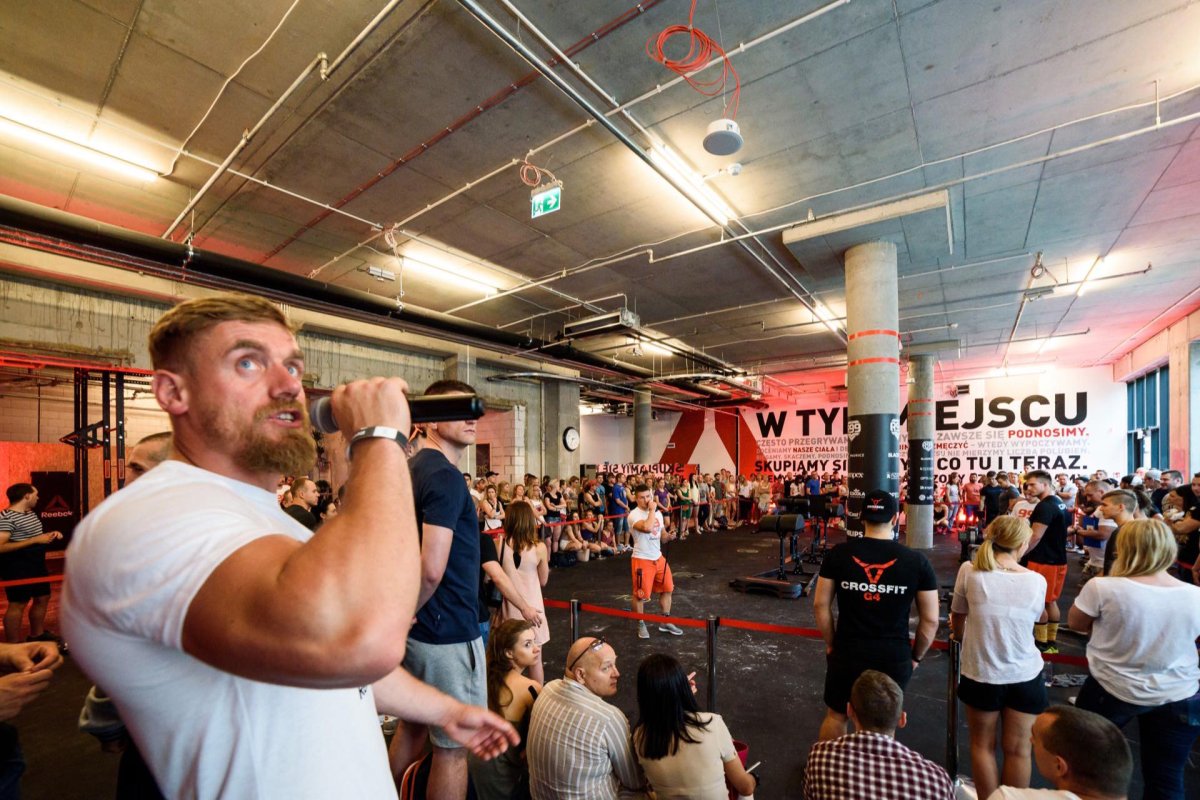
[646,0,740,119]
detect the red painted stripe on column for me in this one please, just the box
[847,357,901,366]
[848,329,900,340]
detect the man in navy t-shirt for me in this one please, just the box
[390,380,486,799]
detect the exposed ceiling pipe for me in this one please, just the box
[452,0,844,344]
[0,194,747,403]
[162,52,328,240]
[261,0,664,266]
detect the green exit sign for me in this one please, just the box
[531,183,562,219]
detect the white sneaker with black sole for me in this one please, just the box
[637,621,650,639]
[658,622,683,635]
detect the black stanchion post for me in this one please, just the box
[706,616,720,712]
[570,598,581,643]
[946,638,961,777]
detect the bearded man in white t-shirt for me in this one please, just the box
[62,293,515,800]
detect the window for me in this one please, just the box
[1126,366,1169,472]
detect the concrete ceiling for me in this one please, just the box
[2,0,1199,402]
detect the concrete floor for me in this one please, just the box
[13,522,1200,799]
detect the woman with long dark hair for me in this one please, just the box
[467,619,540,799]
[500,502,548,682]
[632,654,756,799]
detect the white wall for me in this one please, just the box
[579,410,680,469]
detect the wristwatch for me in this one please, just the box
[347,426,409,459]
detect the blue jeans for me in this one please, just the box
[479,620,490,644]
[1075,676,1200,799]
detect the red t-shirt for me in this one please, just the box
[963,482,983,505]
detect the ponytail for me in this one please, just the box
[971,515,1032,572]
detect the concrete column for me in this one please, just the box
[634,389,653,464]
[442,355,477,475]
[541,380,581,479]
[906,355,935,549]
[844,241,901,537]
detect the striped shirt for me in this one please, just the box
[804,731,953,800]
[527,678,644,800]
[0,509,43,542]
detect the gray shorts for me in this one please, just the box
[402,637,486,749]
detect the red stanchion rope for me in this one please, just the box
[543,596,1091,667]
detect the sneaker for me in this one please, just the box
[637,621,650,639]
[658,622,683,636]
[1042,642,1059,655]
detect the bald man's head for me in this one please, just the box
[564,636,619,698]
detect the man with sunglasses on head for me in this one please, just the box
[527,636,647,800]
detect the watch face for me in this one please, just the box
[563,426,580,451]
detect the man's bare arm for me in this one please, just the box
[182,378,418,688]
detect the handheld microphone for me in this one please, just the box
[309,393,486,434]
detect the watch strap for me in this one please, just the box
[347,426,409,460]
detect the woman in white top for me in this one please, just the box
[632,654,756,800]
[950,515,1048,800]
[1068,518,1200,799]
[478,485,505,533]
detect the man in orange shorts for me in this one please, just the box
[627,484,682,639]
[1021,470,1071,654]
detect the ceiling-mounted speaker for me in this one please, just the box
[703,118,743,156]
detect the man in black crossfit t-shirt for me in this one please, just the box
[1020,470,1070,654]
[813,489,940,741]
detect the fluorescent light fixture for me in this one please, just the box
[782,190,950,245]
[403,256,498,296]
[640,341,674,357]
[647,142,735,227]
[812,303,842,335]
[1075,257,1103,297]
[0,115,159,182]
[363,265,396,282]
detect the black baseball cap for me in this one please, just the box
[861,489,898,523]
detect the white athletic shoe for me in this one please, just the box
[658,622,683,636]
[637,621,650,639]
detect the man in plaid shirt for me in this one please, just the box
[804,671,953,800]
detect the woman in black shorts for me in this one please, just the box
[950,515,1048,800]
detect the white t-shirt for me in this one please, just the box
[627,506,665,561]
[1010,499,1037,520]
[1055,482,1078,509]
[1074,576,1200,705]
[951,563,1046,684]
[988,788,1081,799]
[62,461,395,800]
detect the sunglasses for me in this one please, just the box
[567,636,607,672]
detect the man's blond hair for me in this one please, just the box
[148,293,296,371]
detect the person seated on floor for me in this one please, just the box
[526,636,646,800]
[468,619,542,800]
[632,653,756,800]
[803,670,953,800]
[987,705,1131,800]
[934,499,951,533]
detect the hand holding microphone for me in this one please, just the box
[309,386,486,436]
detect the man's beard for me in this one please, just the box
[205,400,316,477]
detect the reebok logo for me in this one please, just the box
[41,496,73,519]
